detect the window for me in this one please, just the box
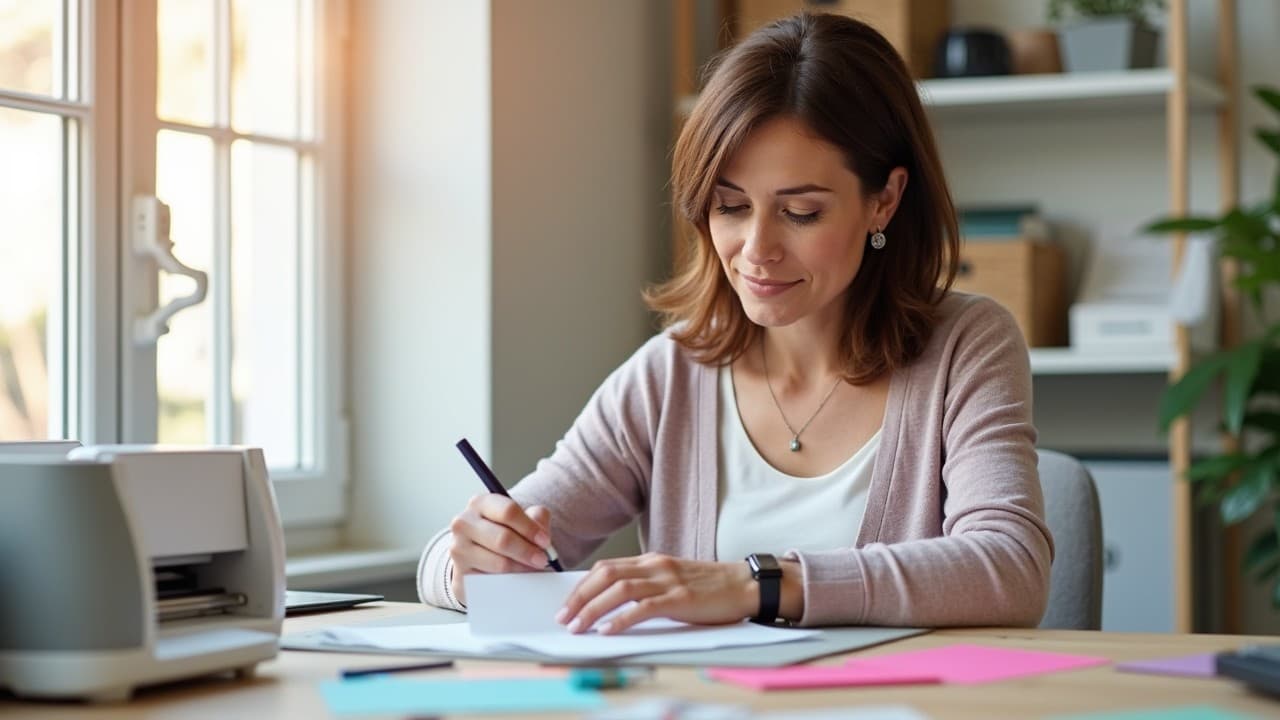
[0,0,347,526]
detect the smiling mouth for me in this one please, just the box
[741,274,802,297]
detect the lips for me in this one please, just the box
[741,274,801,298]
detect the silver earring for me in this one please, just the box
[870,228,887,250]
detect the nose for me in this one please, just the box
[741,215,783,267]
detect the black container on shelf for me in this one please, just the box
[933,28,1012,78]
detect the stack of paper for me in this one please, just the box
[320,571,819,662]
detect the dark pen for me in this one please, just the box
[456,438,564,572]
[340,660,454,678]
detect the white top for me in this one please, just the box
[715,366,879,562]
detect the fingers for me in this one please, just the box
[573,578,668,635]
[595,590,684,635]
[448,495,551,575]
[474,494,553,550]
[558,558,654,634]
[526,505,552,537]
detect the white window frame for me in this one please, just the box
[0,0,117,446]
[114,0,350,528]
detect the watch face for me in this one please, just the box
[748,553,782,577]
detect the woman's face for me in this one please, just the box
[709,115,901,330]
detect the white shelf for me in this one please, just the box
[678,69,1224,120]
[1029,346,1176,375]
[919,68,1224,117]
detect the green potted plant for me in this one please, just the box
[1147,85,1280,606]
[1049,0,1165,72]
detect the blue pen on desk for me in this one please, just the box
[456,438,564,572]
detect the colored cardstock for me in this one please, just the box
[319,677,604,715]
[1114,653,1219,678]
[846,643,1109,685]
[705,664,939,690]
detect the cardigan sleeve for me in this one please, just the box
[786,299,1054,627]
[417,336,665,609]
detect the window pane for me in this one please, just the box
[0,108,61,439]
[157,0,216,125]
[0,0,62,97]
[231,140,300,468]
[156,130,215,445]
[231,0,300,138]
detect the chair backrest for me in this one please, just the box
[1036,449,1104,630]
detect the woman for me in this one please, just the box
[418,12,1053,632]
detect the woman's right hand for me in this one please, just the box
[448,494,554,605]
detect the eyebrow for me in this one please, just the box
[716,178,834,196]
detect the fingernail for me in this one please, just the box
[598,622,612,634]
[555,607,568,624]
[567,618,582,633]
[535,532,550,548]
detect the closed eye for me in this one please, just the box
[784,209,820,226]
[715,204,748,215]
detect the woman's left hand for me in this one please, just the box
[555,552,758,635]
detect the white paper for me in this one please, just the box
[466,571,584,635]
[320,571,819,661]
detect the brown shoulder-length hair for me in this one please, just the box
[645,12,959,384]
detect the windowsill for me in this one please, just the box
[285,547,421,589]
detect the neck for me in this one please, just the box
[759,317,844,389]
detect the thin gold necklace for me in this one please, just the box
[760,340,844,452]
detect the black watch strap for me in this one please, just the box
[746,553,782,624]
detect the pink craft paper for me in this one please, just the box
[1115,653,1219,678]
[705,665,941,691]
[846,644,1110,685]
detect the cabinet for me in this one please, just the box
[672,0,1241,633]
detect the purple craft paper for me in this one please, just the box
[1115,653,1219,678]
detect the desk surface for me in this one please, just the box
[3,602,1278,719]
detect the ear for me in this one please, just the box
[870,167,908,230]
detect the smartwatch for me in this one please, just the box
[745,553,782,624]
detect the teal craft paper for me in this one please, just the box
[1048,706,1258,720]
[319,677,604,715]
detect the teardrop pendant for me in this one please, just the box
[789,437,801,452]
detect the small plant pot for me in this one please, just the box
[1058,17,1158,72]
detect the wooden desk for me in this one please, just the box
[3,602,1277,719]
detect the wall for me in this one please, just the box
[345,1,669,565]
[490,1,671,487]
[345,0,492,550]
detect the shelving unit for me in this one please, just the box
[678,68,1226,118]
[919,68,1225,115]
[672,0,1241,633]
[1028,347,1178,375]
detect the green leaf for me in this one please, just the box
[1144,217,1221,234]
[1221,462,1277,525]
[1187,453,1252,482]
[1158,352,1231,430]
[1257,86,1280,115]
[1259,130,1280,157]
[1223,341,1265,434]
[1221,208,1272,242]
[1245,527,1280,573]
